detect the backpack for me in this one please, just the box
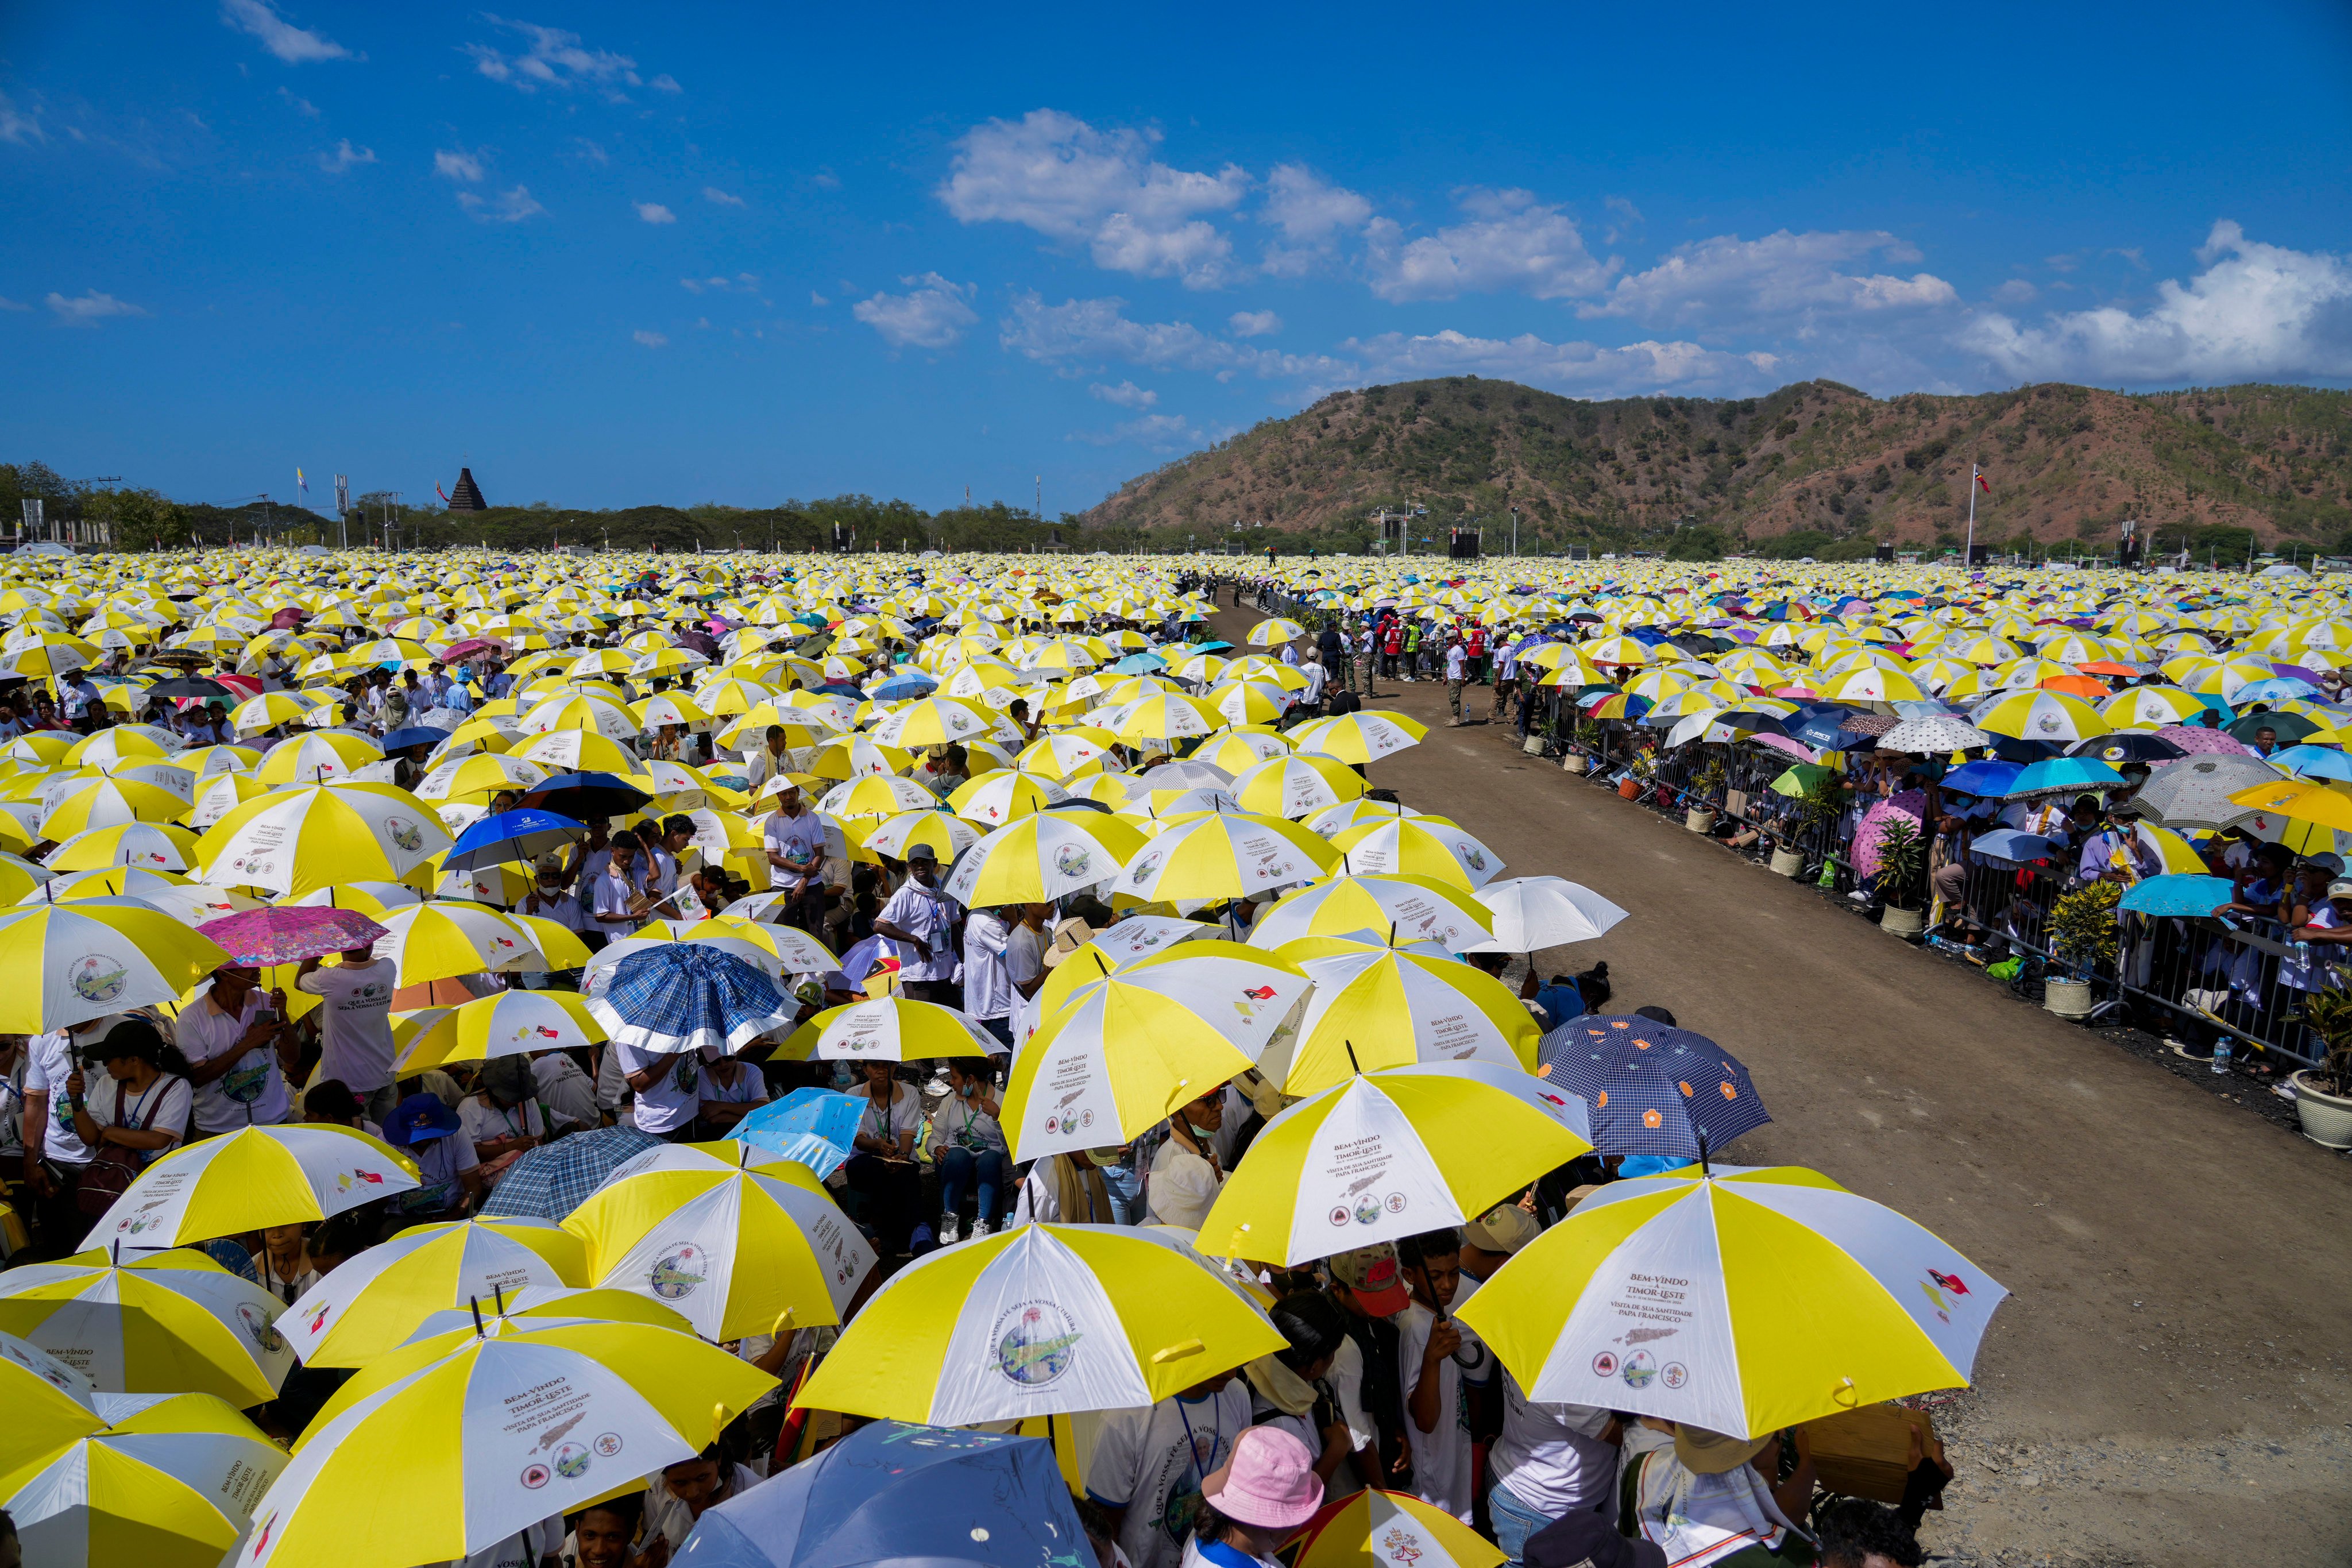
[78,1075,185,1219]
[1327,690,1362,716]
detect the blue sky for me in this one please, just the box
[3,2,2350,516]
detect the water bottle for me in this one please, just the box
[2212,1037,2234,1076]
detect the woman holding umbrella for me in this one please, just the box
[846,1059,922,1256]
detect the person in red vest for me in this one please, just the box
[1464,620,1489,685]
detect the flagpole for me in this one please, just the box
[1964,462,1979,566]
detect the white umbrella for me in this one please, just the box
[1462,875,1631,953]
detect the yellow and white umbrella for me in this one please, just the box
[1246,617,1307,646]
[858,808,980,866]
[562,1146,875,1341]
[43,821,203,874]
[516,691,641,740]
[792,1222,1281,1424]
[1291,710,1428,764]
[1002,941,1311,1161]
[0,1391,287,1568]
[1329,815,1505,890]
[817,774,938,818]
[193,783,453,898]
[1275,946,1542,1096]
[778,995,998,1061]
[0,899,230,1034]
[1119,809,1341,903]
[394,988,607,1072]
[37,777,188,840]
[277,1216,586,1366]
[1228,752,1370,820]
[1455,1165,2009,1439]
[1196,1062,1590,1265]
[234,1315,773,1568]
[366,901,545,986]
[948,768,1070,827]
[941,812,1144,906]
[0,1249,294,1407]
[871,696,994,749]
[1288,1489,1503,1568]
[80,1125,418,1255]
[1248,872,1494,951]
[254,733,384,786]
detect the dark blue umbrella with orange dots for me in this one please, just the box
[1536,1014,1770,1161]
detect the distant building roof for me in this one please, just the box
[447,467,488,512]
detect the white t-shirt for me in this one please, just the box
[1445,644,1466,681]
[855,1082,921,1153]
[532,1053,600,1131]
[457,1095,545,1154]
[84,1073,193,1164]
[876,882,961,982]
[23,1031,93,1166]
[395,1131,481,1213]
[519,890,587,934]
[763,809,827,882]
[611,1042,712,1135]
[1397,1303,1473,1521]
[172,983,291,1133]
[962,909,1019,1021]
[1085,1384,1256,1568]
[700,1061,770,1110]
[437,1515,562,1568]
[1006,921,1045,1001]
[297,960,399,1093]
[930,1089,1006,1156]
[1300,661,1327,702]
[1492,1377,1616,1517]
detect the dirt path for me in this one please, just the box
[1212,601,2352,1566]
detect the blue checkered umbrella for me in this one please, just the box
[586,941,798,1055]
[1535,1014,1770,1161]
[481,1125,663,1219]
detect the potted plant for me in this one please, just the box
[2290,987,2352,1147]
[1873,816,1929,939]
[1775,772,1840,876]
[1686,752,1727,834]
[1564,715,1602,774]
[2045,882,2121,1020]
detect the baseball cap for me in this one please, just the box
[1466,1204,1539,1257]
[2329,879,2352,899]
[905,843,939,863]
[2309,852,2346,874]
[1330,1243,1409,1316]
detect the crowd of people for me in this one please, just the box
[0,547,2019,1568]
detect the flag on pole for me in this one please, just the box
[296,467,307,496]
[1975,470,1992,493]
[435,484,451,504]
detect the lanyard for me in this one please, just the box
[1173,1394,1224,1490]
[868,1091,895,1142]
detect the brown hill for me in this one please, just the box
[1082,378,2352,558]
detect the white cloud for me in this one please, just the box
[1229,310,1281,338]
[1258,164,1371,276]
[1072,412,1206,450]
[635,202,677,224]
[1584,229,1957,329]
[45,290,148,327]
[1090,380,1158,408]
[456,184,546,223]
[277,87,318,117]
[1991,279,2038,305]
[1002,292,1352,384]
[853,273,979,350]
[651,74,681,93]
[434,148,484,183]
[633,330,667,347]
[1345,326,1779,398]
[317,138,375,173]
[809,290,829,307]
[679,274,759,293]
[0,92,41,145]
[219,0,351,64]
[1365,189,1615,303]
[939,109,1248,289]
[1960,221,2352,384]
[0,296,27,311]
[465,16,645,96]
[703,186,744,207]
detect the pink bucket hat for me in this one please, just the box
[1201,1426,1324,1530]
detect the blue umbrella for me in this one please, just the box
[736,1088,864,1179]
[2272,743,2352,782]
[519,771,653,820]
[586,942,797,1055]
[1969,829,2064,865]
[377,725,445,753]
[2233,676,2320,704]
[2120,874,2238,917]
[445,808,587,871]
[1535,1015,1770,1161]
[682,1421,1084,1568]
[480,1125,663,1220]
[872,670,937,700]
[1108,651,1167,674]
[1940,759,2023,797]
[2003,757,2127,797]
[1787,708,1870,750]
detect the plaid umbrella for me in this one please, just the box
[586,941,797,1055]
[480,1124,663,1219]
[1536,1014,1770,1161]
[195,905,389,965]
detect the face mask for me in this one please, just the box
[1185,1119,1217,1139]
[958,1081,976,1098]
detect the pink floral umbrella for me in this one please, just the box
[1851,789,1926,881]
[196,906,389,966]
[2155,724,2255,758]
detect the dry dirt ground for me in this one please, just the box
[1212,602,2352,1567]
